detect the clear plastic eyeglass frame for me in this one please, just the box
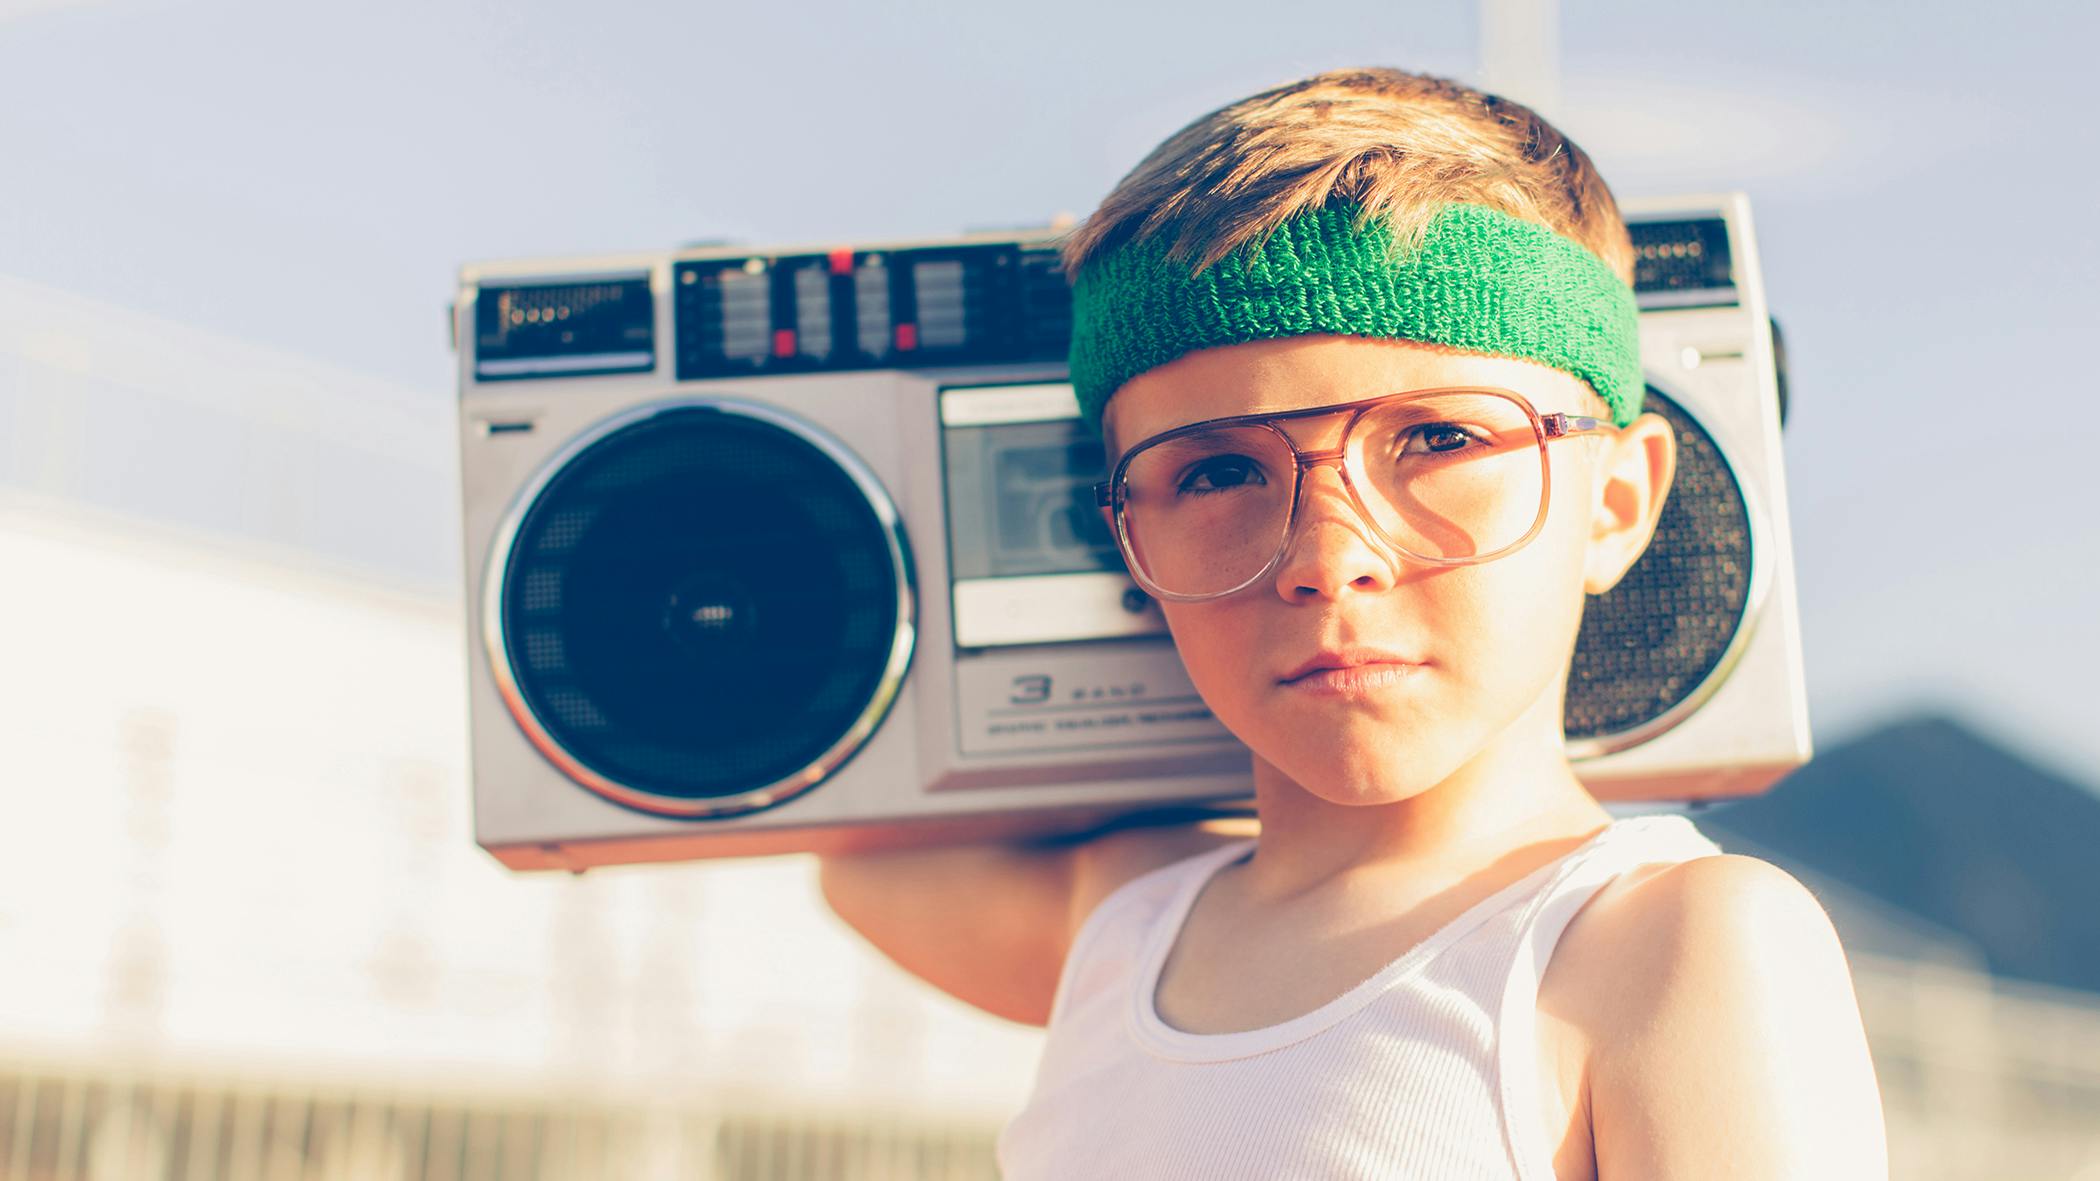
[1090,385,1618,603]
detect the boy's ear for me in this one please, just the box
[1581,411,1676,596]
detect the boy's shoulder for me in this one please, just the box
[1546,851,1887,1173]
[1545,852,1856,1072]
[1552,851,1839,1012]
[1573,850,1834,959]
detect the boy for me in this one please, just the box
[819,66,1886,1178]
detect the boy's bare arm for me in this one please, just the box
[817,812,1258,1028]
[1582,854,1889,1178]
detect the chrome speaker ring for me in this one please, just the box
[481,394,917,819]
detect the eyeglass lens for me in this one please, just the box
[1117,391,1547,597]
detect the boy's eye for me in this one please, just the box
[1378,422,1487,457]
[1177,455,1268,494]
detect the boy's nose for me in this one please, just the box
[1269,464,1401,602]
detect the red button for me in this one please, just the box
[773,329,796,358]
[895,323,917,351]
[829,249,854,276]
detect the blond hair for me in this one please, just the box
[1059,66,1634,289]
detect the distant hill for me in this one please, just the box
[1696,712,2100,996]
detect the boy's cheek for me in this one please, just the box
[1159,606,1240,697]
[1159,605,1275,728]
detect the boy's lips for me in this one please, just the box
[1278,645,1426,685]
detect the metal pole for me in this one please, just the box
[1478,0,1562,118]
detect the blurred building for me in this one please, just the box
[0,491,1042,1179]
[1700,722,2100,1180]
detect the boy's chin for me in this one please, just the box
[1259,732,1467,804]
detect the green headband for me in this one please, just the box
[1067,201,1643,435]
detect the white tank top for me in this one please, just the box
[995,813,1726,1180]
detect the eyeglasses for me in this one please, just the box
[1092,386,1615,602]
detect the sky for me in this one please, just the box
[2,0,2095,783]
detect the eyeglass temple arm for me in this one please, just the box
[1542,412,1612,437]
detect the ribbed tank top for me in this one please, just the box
[995,813,1726,1180]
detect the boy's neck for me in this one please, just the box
[1239,696,1609,903]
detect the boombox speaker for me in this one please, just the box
[451,192,1808,872]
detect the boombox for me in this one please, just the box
[450,192,1808,873]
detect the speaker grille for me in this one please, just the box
[497,406,908,807]
[1566,387,1754,741]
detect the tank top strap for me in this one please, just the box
[1493,813,1728,1181]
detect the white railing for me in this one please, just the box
[7,951,2100,1180]
[1850,950,2100,1180]
[0,1061,1004,1181]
